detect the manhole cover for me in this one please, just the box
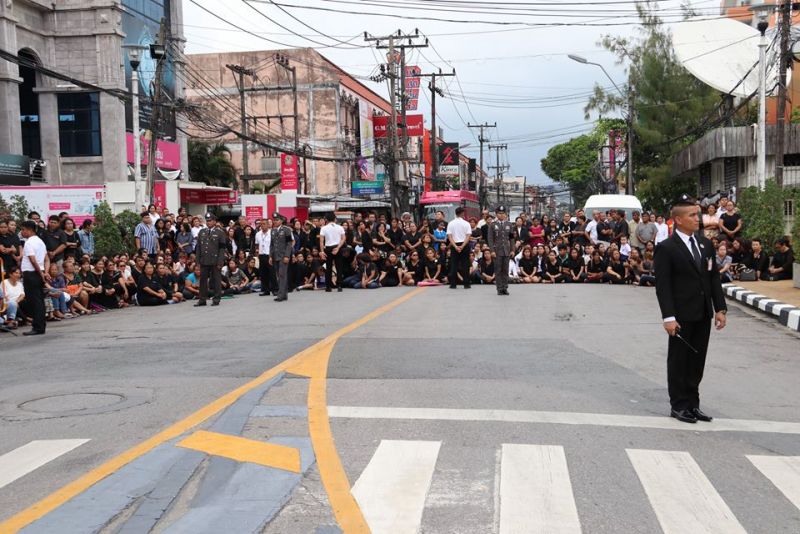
[19,393,126,414]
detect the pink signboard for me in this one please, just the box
[280,153,298,191]
[126,133,181,170]
[245,205,264,224]
[180,188,238,205]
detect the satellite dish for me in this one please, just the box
[672,16,788,98]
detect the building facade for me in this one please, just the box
[0,0,188,186]
[184,48,396,197]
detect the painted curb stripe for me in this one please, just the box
[176,430,301,473]
[723,285,800,332]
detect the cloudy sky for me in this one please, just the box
[181,0,724,185]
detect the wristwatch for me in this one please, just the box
[719,309,727,315]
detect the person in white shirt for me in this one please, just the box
[255,218,274,296]
[586,210,601,245]
[446,206,473,288]
[654,215,670,245]
[1,265,25,327]
[19,220,49,335]
[319,213,346,292]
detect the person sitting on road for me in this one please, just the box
[542,251,565,284]
[715,243,734,283]
[604,249,628,284]
[744,238,770,280]
[763,238,794,281]
[137,262,170,306]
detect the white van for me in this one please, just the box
[582,194,643,220]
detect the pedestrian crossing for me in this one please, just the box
[349,440,800,533]
[0,439,89,490]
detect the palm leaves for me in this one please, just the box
[188,140,238,188]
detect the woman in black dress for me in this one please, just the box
[518,246,540,284]
[380,252,402,287]
[402,250,423,286]
[604,249,628,284]
[137,262,169,306]
[61,217,81,263]
[542,251,565,284]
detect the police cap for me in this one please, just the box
[671,194,698,209]
[205,212,216,221]
[495,205,507,213]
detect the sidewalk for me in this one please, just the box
[723,280,800,333]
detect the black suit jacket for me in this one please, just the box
[654,231,726,323]
[514,225,529,244]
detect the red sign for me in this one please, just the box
[126,133,181,170]
[153,181,167,209]
[245,205,264,224]
[280,153,299,191]
[405,66,421,111]
[373,114,424,138]
[179,188,238,205]
[48,202,71,211]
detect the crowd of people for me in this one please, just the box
[0,198,794,335]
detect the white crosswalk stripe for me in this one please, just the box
[626,449,747,534]
[0,439,90,490]
[351,439,441,534]
[747,455,800,512]
[499,444,582,534]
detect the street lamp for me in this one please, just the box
[751,2,772,190]
[569,53,633,195]
[123,44,147,211]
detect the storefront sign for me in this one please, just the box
[280,153,299,191]
[0,154,31,186]
[373,114,424,138]
[438,142,460,177]
[404,66,421,111]
[179,188,238,205]
[126,133,181,170]
[351,180,385,197]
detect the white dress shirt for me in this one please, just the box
[21,234,46,273]
[586,219,598,244]
[446,217,472,243]
[655,222,669,244]
[256,229,271,255]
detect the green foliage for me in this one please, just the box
[188,140,238,188]
[584,1,721,198]
[738,180,788,247]
[540,118,624,206]
[637,174,698,215]
[9,194,31,225]
[0,193,7,214]
[92,201,125,259]
[116,210,142,255]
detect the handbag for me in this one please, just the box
[738,268,757,282]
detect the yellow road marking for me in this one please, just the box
[176,430,302,473]
[0,288,423,534]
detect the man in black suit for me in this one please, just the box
[654,195,727,424]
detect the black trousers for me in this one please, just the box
[449,243,470,287]
[258,254,276,294]
[199,264,222,302]
[667,316,712,411]
[325,246,344,289]
[22,271,46,333]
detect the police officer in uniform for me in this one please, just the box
[194,213,227,307]
[270,212,294,302]
[654,195,727,424]
[488,205,516,296]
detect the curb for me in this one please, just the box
[722,283,800,333]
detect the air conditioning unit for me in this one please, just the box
[261,157,280,174]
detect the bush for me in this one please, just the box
[116,210,141,255]
[738,179,787,247]
[93,201,125,258]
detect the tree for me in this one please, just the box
[738,180,793,247]
[9,195,31,225]
[540,119,624,207]
[116,210,142,255]
[188,140,238,188]
[583,1,724,205]
[93,201,125,258]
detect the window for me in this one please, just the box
[58,92,101,157]
[785,199,795,218]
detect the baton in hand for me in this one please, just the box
[674,332,699,354]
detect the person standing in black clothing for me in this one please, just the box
[655,195,727,424]
[19,221,49,335]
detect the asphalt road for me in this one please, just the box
[1,284,798,533]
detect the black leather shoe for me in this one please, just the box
[194,301,207,307]
[274,297,287,302]
[691,408,713,422]
[259,292,269,296]
[325,288,332,293]
[22,330,45,336]
[449,285,457,289]
[337,287,343,292]
[670,409,697,424]
[211,301,220,306]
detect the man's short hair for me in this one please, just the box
[325,213,335,222]
[776,237,791,247]
[557,244,567,250]
[48,215,60,222]
[21,220,38,232]
[141,211,150,219]
[455,207,465,216]
[27,211,40,219]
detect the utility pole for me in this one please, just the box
[775,0,791,188]
[365,30,428,218]
[626,90,635,195]
[145,19,168,207]
[419,68,455,191]
[488,143,508,205]
[275,54,301,193]
[468,122,496,210]
[226,64,255,194]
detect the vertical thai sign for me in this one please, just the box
[358,98,375,180]
[438,143,460,177]
[404,66,421,111]
[280,153,299,191]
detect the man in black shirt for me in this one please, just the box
[612,210,630,245]
[558,213,575,246]
[43,215,67,266]
[764,238,794,281]
[0,218,21,271]
[596,213,613,245]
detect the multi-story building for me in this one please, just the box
[184,47,397,197]
[0,0,188,186]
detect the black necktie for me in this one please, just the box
[689,236,702,270]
